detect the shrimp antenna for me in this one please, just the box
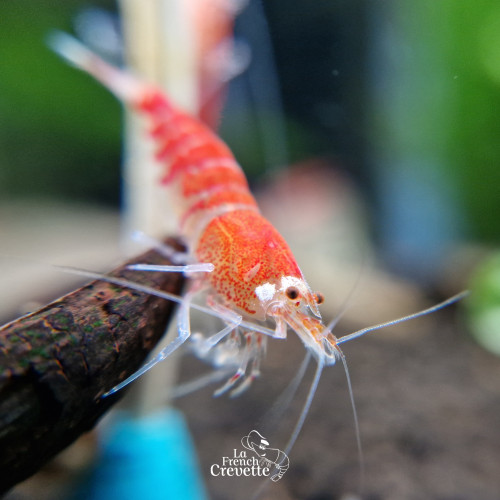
[337,347,365,493]
[252,359,324,499]
[332,290,469,493]
[283,357,324,458]
[50,264,277,338]
[251,354,314,500]
[337,290,469,345]
[260,352,312,434]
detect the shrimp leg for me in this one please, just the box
[191,298,243,357]
[171,367,235,399]
[127,262,214,274]
[229,333,267,397]
[103,285,243,396]
[213,332,253,397]
[214,332,267,397]
[102,287,197,396]
[227,353,260,397]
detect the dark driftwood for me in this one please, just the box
[0,238,185,494]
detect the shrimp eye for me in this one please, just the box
[314,292,324,305]
[285,286,300,300]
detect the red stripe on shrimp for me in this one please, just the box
[137,90,172,115]
[159,142,235,185]
[134,90,235,187]
[181,163,249,197]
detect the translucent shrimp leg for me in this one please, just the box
[171,368,235,399]
[227,355,259,397]
[190,299,244,357]
[127,233,215,274]
[229,333,267,397]
[127,262,215,274]
[102,284,244,396]
[213,332,267,397]
[102,288,198,396]
[190,322,241,362]
[213,333,254,397]
[53,264,277,339]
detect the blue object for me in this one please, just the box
[84,408,207,500]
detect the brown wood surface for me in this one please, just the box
[0,239,185,494]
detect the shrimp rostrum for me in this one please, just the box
[50,33,467,455]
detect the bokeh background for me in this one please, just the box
[1,1,500,499]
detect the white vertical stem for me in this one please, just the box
[117,0,200,415]
[119,0,199,250]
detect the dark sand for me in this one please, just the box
[175,308,500,500]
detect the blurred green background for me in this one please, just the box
[0,0,121,205]
[1,0,499,233]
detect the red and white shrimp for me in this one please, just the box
[49,33,467,459]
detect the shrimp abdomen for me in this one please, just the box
[137,91,261,241]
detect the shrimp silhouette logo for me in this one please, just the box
[209,430,289,481]
[241,430,289,482]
